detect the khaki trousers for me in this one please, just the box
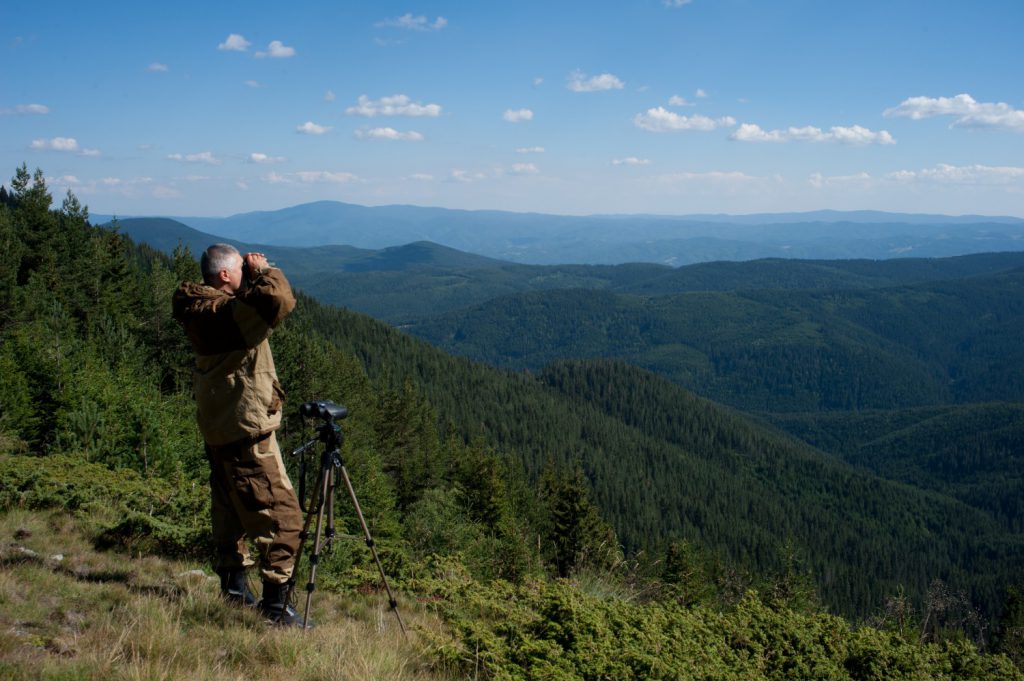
[206,431,303,584]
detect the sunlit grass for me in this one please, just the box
[0,510,456,680]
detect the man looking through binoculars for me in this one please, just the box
[172,243,306,626]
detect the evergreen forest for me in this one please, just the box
[2,165,1023,679]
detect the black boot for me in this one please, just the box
[217,569,258,607]
[260,581,311,628]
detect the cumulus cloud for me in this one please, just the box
[731,123,895,145]
[355,127,424,141]
[244,80,264,88]
[376,14,447,31]
[695,88,708,99]
[516,146,545,154]
[30,136,100,156]
[503,108,534,123]
[218,33,251,52]
[256,40,296,58]
[533,77,544,86]
[147,63,169,72]
[296,121,332,135]
[324,89,336,102]
[510,163,539,175]
[668,95,692,107]
[31,137,78,152]
[612,157,651,166]
[663,0,693,6]
[167,151,221,165]
[249,152,286,164]
[567,70,624,93]
[2,103,49,115]
[346,94,442,117]
[264,171,359,184]
[884,93,1024,131]
[634,107,736,132]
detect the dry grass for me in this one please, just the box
[0,510,459,680]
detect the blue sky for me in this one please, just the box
[3,1,1023,217]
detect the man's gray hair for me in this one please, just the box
[201,243,241,285]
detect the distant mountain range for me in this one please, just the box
[95,202,1024,266]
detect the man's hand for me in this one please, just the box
[243,252,269,277]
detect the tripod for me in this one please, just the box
[283,401,407,634]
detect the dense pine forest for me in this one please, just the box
[2,164,1023,678]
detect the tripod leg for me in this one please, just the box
[338,464,408,636]
[301,461,333,629]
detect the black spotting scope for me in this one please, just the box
[298,400,349,421]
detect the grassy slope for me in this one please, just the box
[0,509,448,681]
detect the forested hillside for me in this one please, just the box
[405,269,1024,412]
[3,166,1023,677]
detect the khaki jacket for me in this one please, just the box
[172,268,296,446]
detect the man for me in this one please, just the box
[172,243,306,626]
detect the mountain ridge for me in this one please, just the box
[95,202,1024,265]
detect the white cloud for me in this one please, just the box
[147,63,169,72]
[244,80,264,88]
[885,163,1024,185]
[249,152,286,164]
[167,151,221,165]
[264,171,359,184]
[516,146,545,154]
[325,89,336,102]
[612,157,651,166]
[296,121,332,135]
[346,94,442,117]
[510,163,539,175]
[30,136,100,156]
[634,107,736,132]
[376,14,447,31]
[884,93,1024,131]
[218,33,251,52]
[237,180,250,191]
[31,136,79,152]
[451,169,487,183]
[809,172,873,189]
[668,95,692,107]
[408,173,434,181]
[731,123,895,145]
[695,88,708,99]
[663,0,693,6]
[533,77,544,86]
[30,135,81,151]
[567,70,625,93]
[355,127,424,141]
[256,40,296,58]
[503,108,534,123]
[2,103,49,115]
